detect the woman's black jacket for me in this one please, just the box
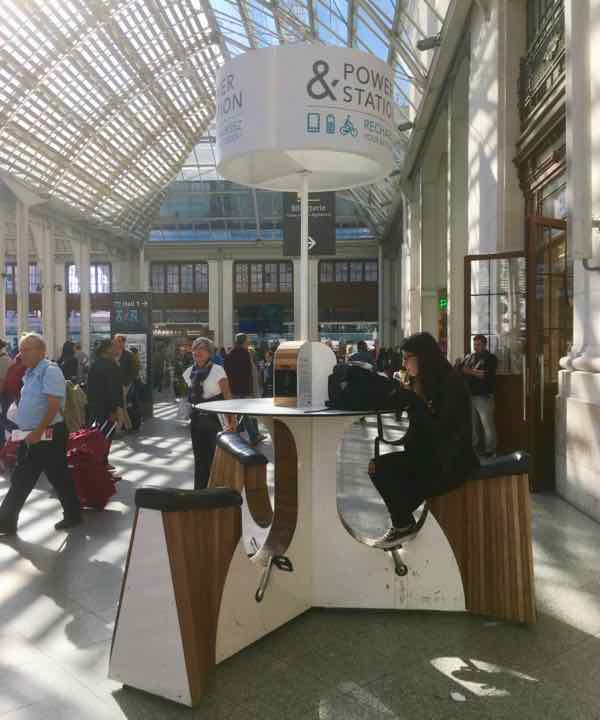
[397,368,479,493]
[87,357,123,421]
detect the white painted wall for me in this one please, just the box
[468,0,525,256]
[468,2,500,255]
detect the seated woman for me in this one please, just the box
[368,331,479,548]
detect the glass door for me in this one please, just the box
[465,253,527,455]
[527,216,571,491]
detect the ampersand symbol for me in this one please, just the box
[307,60,338,101]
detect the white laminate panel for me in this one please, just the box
[109,509,191,707]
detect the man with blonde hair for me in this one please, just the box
[0,333,81,535]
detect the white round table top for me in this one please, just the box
[194,398,368,418]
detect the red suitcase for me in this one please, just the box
[68,423,118,510]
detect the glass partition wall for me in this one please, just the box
[465,252,527,457]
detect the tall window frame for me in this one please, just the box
[66,263,112,295]
[319,259,378,283]
[234,261,294,293]
[4,263,42,294]
[150,262,209,294]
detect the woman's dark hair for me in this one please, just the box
[400,332,452,410]
[60,340,75,358]
[96,338,113,356]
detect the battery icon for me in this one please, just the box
[307,112,321,133]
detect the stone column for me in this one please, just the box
[447,54,470,361]
[564,0,598,364]
[377,245,384,343]
[221,259,234,349]
[406,175,423,335]
[54,259,67,356]
[208,259,220,346]
[15,199,29,337]
[467,0,525,256]
[71,235,91,355]
[420,177,439,336]
[555,0,600,520]
[138,246,150,291]
[31,219,56,359]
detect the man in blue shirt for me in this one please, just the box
[0,333,82,535]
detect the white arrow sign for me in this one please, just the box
[308,236,316,250]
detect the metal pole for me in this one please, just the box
[300,172,310,341]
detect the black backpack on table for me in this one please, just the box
[326,362,402,413]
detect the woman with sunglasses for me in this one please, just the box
[368,331,479,548]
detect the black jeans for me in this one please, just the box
[369,451,447,527]
[190,411,222,490]
[0,423,81,524]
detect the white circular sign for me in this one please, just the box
[215,44,395,192]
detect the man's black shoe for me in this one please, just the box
[54,516,83,531]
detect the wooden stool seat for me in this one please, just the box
[109,487,243,706]
[209,431,273,528]
[428,452,536,624]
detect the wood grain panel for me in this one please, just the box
[244,465,273,528]
[429,473,536,625]
[254,419,298,562]
[208,448,273,528]
[163,506,241,705]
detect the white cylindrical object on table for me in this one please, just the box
[300,174,309,341]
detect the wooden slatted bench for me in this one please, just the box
[428,451,536,624]
[208,431,273,528]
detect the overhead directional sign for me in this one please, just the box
[283,191,336,256]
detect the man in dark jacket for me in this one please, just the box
[87,339,123,426]
[224,333,264,445]
[458,335,498,457]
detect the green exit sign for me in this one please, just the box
[438,297,448,310]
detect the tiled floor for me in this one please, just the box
[1,400,600,719]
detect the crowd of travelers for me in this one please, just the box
[0,327,497,547]
[0,332,145,536]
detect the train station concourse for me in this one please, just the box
[1,0,600,718]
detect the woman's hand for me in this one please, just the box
[223,416,237,432]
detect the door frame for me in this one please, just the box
[526,215,568,491]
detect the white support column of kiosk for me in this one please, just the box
[15,199,30,337]
[299,172,309,341]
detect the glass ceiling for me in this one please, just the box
[0,0,450,242]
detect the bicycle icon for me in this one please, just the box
[339,115,358,138]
